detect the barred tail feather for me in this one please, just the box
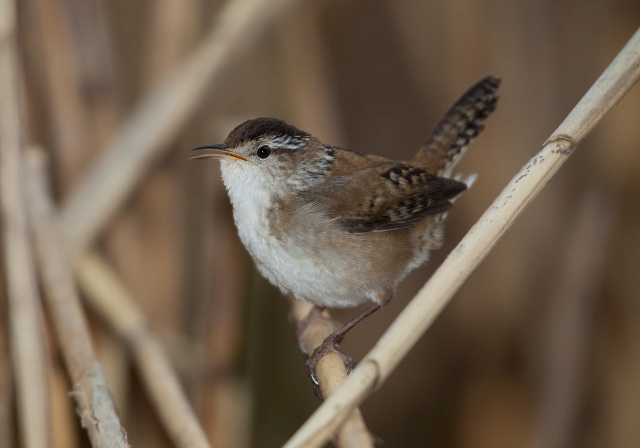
[411,75,500,177]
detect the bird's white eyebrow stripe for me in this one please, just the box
[266,134,309,150]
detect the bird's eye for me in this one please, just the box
[257,145,271,159]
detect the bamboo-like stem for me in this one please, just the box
[59,0,304,258]
[0,2,51,447]
[292,301,374,448]
[25,149,130,447]
[285,27,640,448]
[75,251,212,448]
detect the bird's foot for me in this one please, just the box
[306,332,357,396]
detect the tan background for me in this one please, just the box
[4,0,640,447]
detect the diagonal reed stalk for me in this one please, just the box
[292,301,374,447]
[74,252,213,448]
[284,26,640,448]
[25,149,129,447]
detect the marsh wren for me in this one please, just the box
[191,76,500,383]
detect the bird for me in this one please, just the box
[190,75,500,384]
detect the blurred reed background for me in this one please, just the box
[2,0,640,447]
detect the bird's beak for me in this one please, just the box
[189,144,248,162]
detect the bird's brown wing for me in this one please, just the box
[312,163,467,233]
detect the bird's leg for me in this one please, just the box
[306,303,382,386]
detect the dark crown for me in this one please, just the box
[225,117,309,148]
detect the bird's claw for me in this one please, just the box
[305,335,357,398]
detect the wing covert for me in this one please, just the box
[312,163,467,233]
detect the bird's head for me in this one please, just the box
[190,117,335,196]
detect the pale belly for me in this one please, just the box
[234,207,432,308]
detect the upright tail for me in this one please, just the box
[411,76,500,177]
